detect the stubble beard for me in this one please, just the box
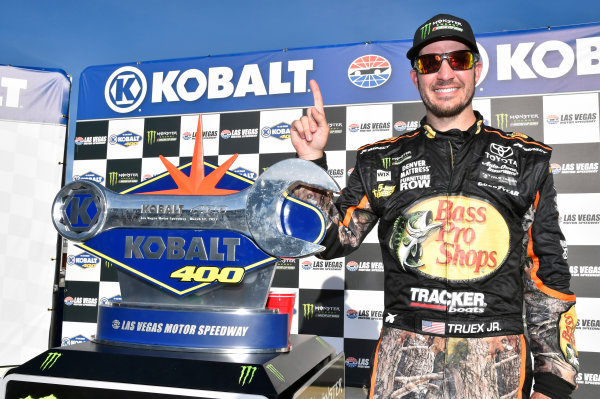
[418,77,476,119]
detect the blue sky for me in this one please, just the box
[1,0,599,132]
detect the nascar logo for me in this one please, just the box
[347,55,391,88]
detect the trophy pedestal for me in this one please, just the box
[95,303,290,352]
[2,335,345,399]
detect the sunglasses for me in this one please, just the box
[413,50,479,74]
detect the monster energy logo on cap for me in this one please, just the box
[40,352,62,370]
[147,130,157,145]
[239,365,257,386]
[266,363,285,382]
[303,303,314,319]
[109,171,119,186]
[496,113,509,130]
[420,23,432,39]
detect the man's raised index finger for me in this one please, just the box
[310,79,324,112]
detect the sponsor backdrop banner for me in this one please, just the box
[71,23,600,395]
[0,65,71,365]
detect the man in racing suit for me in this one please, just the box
[290,14,578,399]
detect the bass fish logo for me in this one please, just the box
[389,211,441,270]
[389,196,510,281]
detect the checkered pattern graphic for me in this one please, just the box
[66,92,600,387]
[0,121,66,365]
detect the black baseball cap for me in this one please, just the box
[406,14,478,61]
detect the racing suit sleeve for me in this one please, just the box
[523,167,578,399]
[293,154,379,260]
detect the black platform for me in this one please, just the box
[2,334,345,399]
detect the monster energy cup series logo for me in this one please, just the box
[239,365,257,386]
[109,171,119,186]
[420,23,432,39]
[40,352,62,370]
[382,157,391,169]
[147,130,157,145]
[303,303,314,319]
[496,113,509,130]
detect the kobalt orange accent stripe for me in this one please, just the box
[527,192,576,301]
[518,334,527,399]
[484,128,553,151]
[368,334,383,399]
[357,131,420,152]
[342,195,369,227]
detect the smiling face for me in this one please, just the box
[410,40,482,125]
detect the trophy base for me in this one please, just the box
[96,302,290,352]
[2,335,345,399]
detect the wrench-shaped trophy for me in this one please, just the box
[52,156,339,351]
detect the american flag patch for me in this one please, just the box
[422,320,445,334]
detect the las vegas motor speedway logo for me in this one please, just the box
[347,55,391,88]
[389,195,509,281]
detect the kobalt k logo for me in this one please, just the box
[105,66,147,113]
[63,190,100,231]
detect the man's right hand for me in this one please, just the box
[291,79,329,160]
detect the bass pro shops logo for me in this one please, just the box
[105,66,148,113]
[389,196,510,281]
